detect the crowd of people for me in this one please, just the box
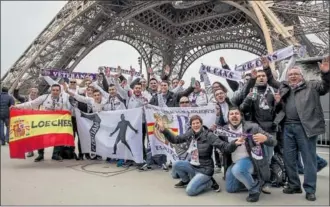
[0,55,329,203]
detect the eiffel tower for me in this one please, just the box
[1,0,329,94]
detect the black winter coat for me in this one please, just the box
[162,126,238,176]
[149,87,194,107]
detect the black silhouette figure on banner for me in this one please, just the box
[110,114,138,156]
[81,113,101,154]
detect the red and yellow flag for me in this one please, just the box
[147,123,178,136]
[9,109,75,159]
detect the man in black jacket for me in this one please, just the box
[0,87,15,146]
[149,79,194,107]
[263,55,330,201]
[240,69,281,194]
[217,107,276,202]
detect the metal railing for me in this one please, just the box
[317,119,329,147]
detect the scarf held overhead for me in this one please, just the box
[41,66,141,80]
[199,64,243,81]
[234,45,306,72]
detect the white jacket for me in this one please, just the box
[15,93,72,111]
[92,79,127,111]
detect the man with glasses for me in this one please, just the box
[263,56,330,201]
[12,84,72,162]
[211,88,233,174]
[179,96,191,107]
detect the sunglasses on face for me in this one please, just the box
[70,81,76,84]
[180,101,189,104]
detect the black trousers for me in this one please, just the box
[142,123,147,160]
[70,116,82,155]
[214,150,222,168]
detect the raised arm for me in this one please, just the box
[14,94,47,109]
[176,86,194,101]
[113,76,130,99]
[161,128,190,144]
[100,73,109,92]
[309,56,330,95]
[91,81,109,100]
[72,93,93,105]
[222,63,239,92]
[13,88,26,103]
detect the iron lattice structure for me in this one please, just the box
[1,0,329,94]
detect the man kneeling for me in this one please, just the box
[156,115,244,196]
[223,107,276,202]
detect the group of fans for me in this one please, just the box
[0,55,329,203]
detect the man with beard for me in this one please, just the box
[12,84,72,162]
[263,55,330,201]
[218,107,276,202]
[13,82,39,157]
[239,69,281,194]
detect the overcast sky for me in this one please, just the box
[2,1,318,91]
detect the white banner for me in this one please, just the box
[234,45,306,72]
[75,108,143,163]
[144,104,216,162]
[199,64,243,81]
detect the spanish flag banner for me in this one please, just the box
[144,104,216,162]
[9,109,75,159]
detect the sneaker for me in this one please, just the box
[117,159,125,167]
[51,155,63,162]
[174,180,189,188]
[261,185,271,194]
[211,178,221,192]
[162,163,169,172]
[34,155,44,162]
[214,166,222,174]
[246,192,260,202]
[85,154,91,160]
[317,161,328,172]
[139,163,152,171]
[306,193,316,201]
[27,152,34,157]
[283,187,302,194]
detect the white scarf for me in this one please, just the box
[253,85,275,110]
[157,92,168,108]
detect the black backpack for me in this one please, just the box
[270,153,288,187]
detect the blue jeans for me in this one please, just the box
[297,153,328,173]
[283,124,317,194]
[0,118,9,144]
[173,160,213,196]
[225,157,260,194]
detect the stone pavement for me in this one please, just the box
[1,146,329,206]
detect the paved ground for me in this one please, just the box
[1,146,329,206]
